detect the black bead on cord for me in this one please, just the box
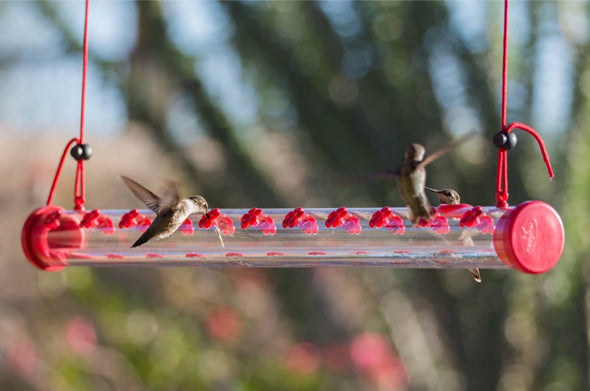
[493,131,517,150]
[70,144,92,161]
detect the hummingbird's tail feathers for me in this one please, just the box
[131,231,150,248]
[469,268,482,283]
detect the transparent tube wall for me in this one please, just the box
[42,207,511,269]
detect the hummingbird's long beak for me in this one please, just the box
[424,187,437,193]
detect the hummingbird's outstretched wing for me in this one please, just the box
[416,132,476,170]
[120,175,161,213]
[342,168,401,186]
[159,180,181,212]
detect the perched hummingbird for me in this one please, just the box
[424,187,461,205]
[120,176,209,248]
[425,186,482,283]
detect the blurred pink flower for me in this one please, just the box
[8,340,37,377]
[350,333,406,388]
[205,307,242,343]
[233,269,269,290]
[323,344,351,373]
[284,342,321,374]
[65,316,97,356]
[373,360,406,390]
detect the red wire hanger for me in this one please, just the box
[45,0,91,212]
[494,0,554,208]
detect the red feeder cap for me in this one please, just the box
[494,201,564,274]
[21,206,84,272]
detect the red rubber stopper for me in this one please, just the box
[493,201,564,274]
[21,206,84,271]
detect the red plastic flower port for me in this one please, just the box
[282,208,319,235]
[240,208,276,235]
[343,215,362,235]
[460,206,482,226]
[119,209,138,228]
[199,208,219,229]
[199,208,235,235]
[476,215,495,234]
[325,207,362,235]
[416,212,449,235]
[217,215,235,235]
[283,208,304,228]
[430,215,450,235]
[179,217,194,235]
[79,209,115,234]
[42,210,62,230]
[241,207,262,228]
[326,207,347,228]
[369,207,405,235]
[300,215,319,235]
[118,209,151,232]
[460,206,495,235]
[79,209,99,228]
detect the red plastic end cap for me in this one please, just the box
[21,206,84,272]
[494,201,564,274]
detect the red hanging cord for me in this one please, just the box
[501,0,509,129]
[79,0,88,146]
[496,0,510,207]
[505,122,554,179]
[46,137,79,206]
[46,0,90,211]
[495,0,554,208]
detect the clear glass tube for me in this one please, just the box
[36,206,511,269]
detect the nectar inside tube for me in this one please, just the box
[21,203,564,273]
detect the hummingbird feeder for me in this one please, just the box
[21,0,564,274]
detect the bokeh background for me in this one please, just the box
[0,1,586,390]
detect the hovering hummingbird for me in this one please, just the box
[394,133,474,226]
[120,176,209,248]
[425,186,482,283]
